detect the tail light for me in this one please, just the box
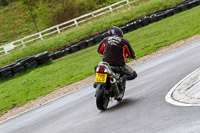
[99,66,105,73]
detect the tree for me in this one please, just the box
[25,0,39,32]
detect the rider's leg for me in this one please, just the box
[121,65,137,80]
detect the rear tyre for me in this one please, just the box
[96,85,109,111]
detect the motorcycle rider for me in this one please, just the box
[97,26,137,99]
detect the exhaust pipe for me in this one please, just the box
[110,78,116,83]
[110,78,119,95]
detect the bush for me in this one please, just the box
[51,0,112,25]
[0,0,22,6]
[0,0,8,6]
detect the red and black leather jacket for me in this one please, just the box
[98,35,136,66]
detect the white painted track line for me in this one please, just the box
[165,68,200,106]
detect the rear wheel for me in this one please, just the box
[96,85,110,111]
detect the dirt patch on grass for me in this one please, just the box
[1,35,200,122]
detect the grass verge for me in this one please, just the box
[0,5,200,116]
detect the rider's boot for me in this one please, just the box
[117,76,126,92]
[125,71,137,80]
[115,93,123,100]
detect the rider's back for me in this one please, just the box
[98,35,135,66]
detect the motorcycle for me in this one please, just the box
[94,62,126,111]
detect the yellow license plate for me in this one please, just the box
[95,73,107,83]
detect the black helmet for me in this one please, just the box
[108,26,123,37]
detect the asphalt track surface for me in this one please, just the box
[1,40,200,133]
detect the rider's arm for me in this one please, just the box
[123,39,136,59]
[97,39,105,55]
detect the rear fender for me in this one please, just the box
[96,83,112,95]
[95,83,105,96]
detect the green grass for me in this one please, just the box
[0,0,184,68]
[0,5,200,116]
[0,0,121,46]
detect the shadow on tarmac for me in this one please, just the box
[100,98,139,112]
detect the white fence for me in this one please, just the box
[0,0,136,56]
